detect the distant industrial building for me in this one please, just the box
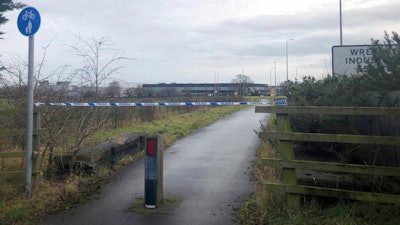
[142,83,268,96]
[26,81,269,99]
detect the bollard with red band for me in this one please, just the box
[144,137,163,208]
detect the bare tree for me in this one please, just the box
[124,87,136,98]
[1,37,147,176]
[231,74,254,97]
[0,42,114,175]
[231,74,254,84]
[69,35,128,99]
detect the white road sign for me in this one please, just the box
[332,45,374,76]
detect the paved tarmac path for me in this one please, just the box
[41,106,269,225]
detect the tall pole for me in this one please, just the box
[17,6,41,199]
[270,67,273,86]
[214,71,216,95]
[26,35,34,198]
[286,38,293,90]
[340,0,343,45]
[274,59,277,87]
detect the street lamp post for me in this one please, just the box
[340,0,343,45]
[286,38,294,90]
[270,67,274,86]
[274,59,279,87]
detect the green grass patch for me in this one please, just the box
[86,105,246,147]
[1,203,27,224]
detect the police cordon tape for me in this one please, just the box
[34,101,273,107]
[274,99,288,105]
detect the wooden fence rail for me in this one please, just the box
[0,108,43,181]
[255,105,400,208]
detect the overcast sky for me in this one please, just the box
[1,0,399,86]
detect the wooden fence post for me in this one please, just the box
[32,109,41,188]
[276,113,300,209]
[257,106,400,205]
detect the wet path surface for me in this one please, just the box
[41,107,269,225]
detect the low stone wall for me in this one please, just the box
[54,132,146,174]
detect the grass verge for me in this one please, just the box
[87,105,246,147]
[235,116,400,225]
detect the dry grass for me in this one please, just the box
[235,115,400,225]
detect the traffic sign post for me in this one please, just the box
[17,6,41,198]
[17,7,41,36]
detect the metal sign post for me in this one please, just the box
[17,6,41,198]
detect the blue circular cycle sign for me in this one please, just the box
[17,7,41,36]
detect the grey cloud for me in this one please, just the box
[2,0,400,83]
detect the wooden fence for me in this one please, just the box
[255,106,400,208]
[0,108,43,181]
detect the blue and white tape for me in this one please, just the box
[274,99,288,105]
[34,101,271,107]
